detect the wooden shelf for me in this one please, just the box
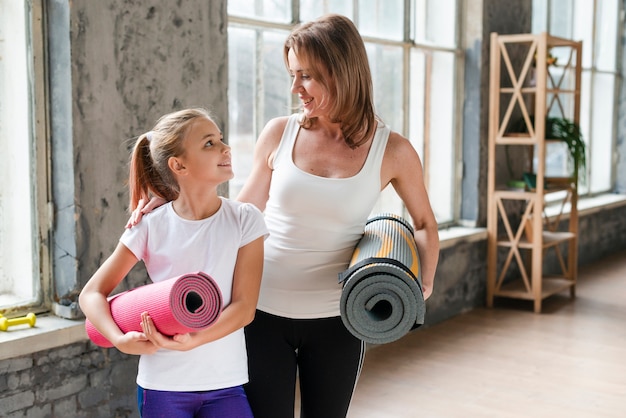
[493,276,575,300]
[497,231,575,249]
[494,185,571,195]
[486,32,581,313]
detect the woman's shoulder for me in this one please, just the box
[258,115,294,141]
[256,115,298,163]
[384,130,415,154]
[381,131,422,173]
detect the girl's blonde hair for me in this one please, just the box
[284,14,377,148]
[128,107,214,211]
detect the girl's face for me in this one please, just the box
[288,49,331,119]
[176,118,233,184]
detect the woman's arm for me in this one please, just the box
[141,235,265,350]
[79,242,158,354]
[235,116,288,210]
[382,132,440,300]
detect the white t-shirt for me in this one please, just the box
[258,114,390,318]
[121,198,268,391]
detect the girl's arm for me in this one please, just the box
[79,242,158,355]
[141,235,265,350]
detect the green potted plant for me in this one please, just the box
[545,117,586,185]
[505,115,586,189]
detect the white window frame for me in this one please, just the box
[0,0,50,315]
[532,0,622,195]
[227,0,462,226]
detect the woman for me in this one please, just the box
[238,14,440,418]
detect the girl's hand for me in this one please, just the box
[113,330,159,355]
[126,197,167,228]
[140,312,196,351]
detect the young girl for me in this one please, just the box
[79,108,267,418]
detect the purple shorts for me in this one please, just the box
[137,385,253,418]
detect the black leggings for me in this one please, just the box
[244,310,366,418]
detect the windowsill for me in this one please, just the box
[551,192,626,218]
[1,193,625,360]
[438,225,488,249]
[0,314,86,360]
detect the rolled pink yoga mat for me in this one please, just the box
[85,272,223,348]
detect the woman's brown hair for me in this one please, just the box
[284,14,378,149]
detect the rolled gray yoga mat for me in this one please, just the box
[338,213,425,344]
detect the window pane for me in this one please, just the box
[366,43,403,135]
[358,0,404,41]
[0,0,38,307]
[427,51,456,223]
[409,49,456,223]
[366,42,404,215]
[228,27,291,198]
[579,70,591,195]
[300,0,353,22]
[542,141,571,177]
[568,0,592,68]
[261,31,292,126]
[414,0,457,47]
[410,49,426,158]
[228,0,291,23]
[549,0,574,38]
[228,27,256,197]
[588,72,615,192]
[594,0,618,71]
[532,0,549,33]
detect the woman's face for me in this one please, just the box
[287,49,331,119]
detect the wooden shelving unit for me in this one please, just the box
[486,32,582,313]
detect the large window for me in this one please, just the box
[228,0,461,224]
[0,0,48,314]
[533,0,621,194]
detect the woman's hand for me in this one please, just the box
[140,312,196,351]
[126,197,167,228]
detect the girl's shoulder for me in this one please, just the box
[220,198,268,240]
[131,202,170,227]
[221,198,264,218]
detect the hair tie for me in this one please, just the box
[146,131,153,142]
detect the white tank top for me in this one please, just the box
[258,114,390,318]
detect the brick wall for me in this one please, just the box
[0,343,138,418]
